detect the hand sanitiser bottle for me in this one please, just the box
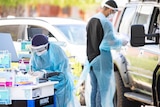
[18,59,26,74]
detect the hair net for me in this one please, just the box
[31,34,48,46]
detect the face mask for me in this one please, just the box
[36,49,47,56]
[31,43,48,56]
[107,13,115,20]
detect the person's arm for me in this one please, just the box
[100,20,123,50]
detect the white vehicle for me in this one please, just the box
[37,17,87,65]
[0,17,87,74]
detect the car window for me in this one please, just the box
[28,25,58,42]
[28,26,47,39]
[157,12,160,33]
[147,7,160,41]
[148,7,160,34]
[54,25,86,45]
[134,5,154,33]
[118,6,137,36]
[150,7,160,34]
[0,25,26,41]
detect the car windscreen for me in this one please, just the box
[54,24,86,45]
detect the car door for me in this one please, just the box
[116,4,140,87]
[128,5,160,93]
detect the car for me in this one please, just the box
[36,17,87,67]
[0,17,87,77]
[112,0,160,107]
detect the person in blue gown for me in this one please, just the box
[30,34,80,107]
[77,0,128,107]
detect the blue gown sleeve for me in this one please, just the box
[100,20,122,50]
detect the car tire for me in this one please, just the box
[114,71,141,107]
[79,82,86,106]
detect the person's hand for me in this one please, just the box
[122,39,128,46]
[117,33,129,46]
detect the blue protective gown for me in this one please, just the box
[30,42,80,107]
[77,12,122,107]
[90,12,122,107]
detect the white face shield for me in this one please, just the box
[101,2,118,12]
[103,3,118,20]
[31,43,48,56]
[104,4,118,12]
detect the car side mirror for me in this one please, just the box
[130,24,159,47]
[130,24,145,47]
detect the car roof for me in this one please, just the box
[0,17,68,42]
[0,17,87,42]
[35,17,87,25]
[0,17,86,25]
[126,0,160,6]
[0,17,51,26]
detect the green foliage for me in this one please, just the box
[0,0,28,7]
[0,0,101,11]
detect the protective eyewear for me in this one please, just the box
[31,43,48,53]
[103,4,118,12]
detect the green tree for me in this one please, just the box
[0,0,101,17]
[0,0,101,8]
